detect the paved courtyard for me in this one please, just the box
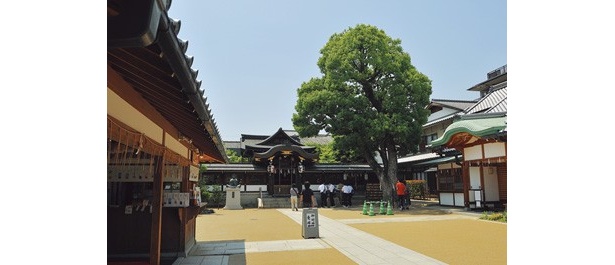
[172,202,507,265]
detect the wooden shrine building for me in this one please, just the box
[203,128,411,202]
[108,1,227,264]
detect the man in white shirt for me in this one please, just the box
[342,183,354,207]
[327,183,336,207]
[318,182,329,207]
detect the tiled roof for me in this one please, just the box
[464,85,507,114]
[301,135,334,146]
[224,141,241,149]
[430,99,478,111]
[240,138,263,149]
[423,113,456,127]
[236,129,333,148]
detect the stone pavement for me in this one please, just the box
[172,204,490,265]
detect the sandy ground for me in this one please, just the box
[195,204,506,265]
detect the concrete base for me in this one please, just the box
[223,187,243,210]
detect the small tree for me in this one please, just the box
[198,164,223,208]
[226,149,246,163]
[205,185,223,209]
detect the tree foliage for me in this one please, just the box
[292,24,431,200]
[225,149,245,163]
[302,141,339,163]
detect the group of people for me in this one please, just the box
[319,181,355,208]
[290,181,355,210]
[291,179,410,211]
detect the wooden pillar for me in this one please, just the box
[150,151,166,265]
[463,161,470,208]
[178,165,190,252]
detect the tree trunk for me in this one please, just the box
[380,144,398,202]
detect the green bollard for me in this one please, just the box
[362,201,368,215]
[379,201,386,214]
[386,200,394,215]
[368,202,375,216]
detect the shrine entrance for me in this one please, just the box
[266,152,306,197]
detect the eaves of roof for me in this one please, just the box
[204,164,263,172]
[467,72,507,92]
[413,156,458,167]
[253,144,319,161]
[202,163,374,173]
[429,114,507,148]
[398,153,439,164]
[423,113,457,128]
[245,144,315,151]
[107,1,228,163]
[429,99,478,111]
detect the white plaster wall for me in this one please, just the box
[439,193,454,206]
[454,193,465,206]
[484,142,506,158]
[165,132,189,159]
[464,145,483,160]
[245,185,268,192]
[107,88,163,144]
[469,167,481,189]
[483,167,500,201]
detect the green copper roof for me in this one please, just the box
[429,115,507,148]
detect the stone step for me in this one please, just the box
[257,195,367,208]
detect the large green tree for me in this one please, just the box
[292,24,431,201]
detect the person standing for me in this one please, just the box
[336,182,344,207]
[300,181,316,208]
[342,183,354,207]
[318,181,329,207]
[289,183,299,211]
[327,182,336,207]
[396,179,407,210]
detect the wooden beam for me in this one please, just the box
[108,64,182,146]
[150,150,166,265]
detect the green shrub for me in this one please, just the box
[405,180,426,199]
[201,185,223,208]
[480,211,507,223]
[198,165,223,208]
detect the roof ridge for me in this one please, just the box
[431,98,478,103]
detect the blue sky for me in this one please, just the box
[167,1,507,141]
